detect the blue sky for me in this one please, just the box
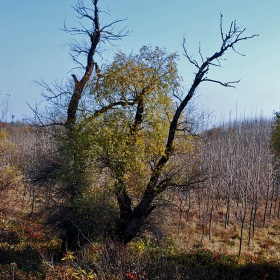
[1,0,280,123]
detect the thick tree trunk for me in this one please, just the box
[65,66,94,128]
[115,191,156,244]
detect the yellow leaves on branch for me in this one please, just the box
[87,45,180,108]
[64,46,201,197]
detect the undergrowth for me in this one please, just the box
[0,217,279,280]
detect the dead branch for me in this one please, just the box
[135,15,258,223]
[63,0,129,128]
[202,78,241,88]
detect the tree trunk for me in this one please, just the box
[115,191,156,244]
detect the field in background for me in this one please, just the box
[0,117,280,279]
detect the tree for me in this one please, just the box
[270,112,280,182]
[39,0,257,245]
[50,45,201,246]
[107,17,257,243]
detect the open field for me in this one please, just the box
[0,118,280,279]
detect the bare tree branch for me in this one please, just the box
[182,37,200,69]
[62,0,129,129]
[202,78,241,88]
[125,16,258,244]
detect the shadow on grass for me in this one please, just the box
[0,240,279,279]
[165,249,280,280]
[0,246,45,278]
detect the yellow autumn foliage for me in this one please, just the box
[65,46,201,200]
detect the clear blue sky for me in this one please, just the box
[1,0,280,123]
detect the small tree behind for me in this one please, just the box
[270,112,280,182]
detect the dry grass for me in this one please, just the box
[167,198,280,261]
